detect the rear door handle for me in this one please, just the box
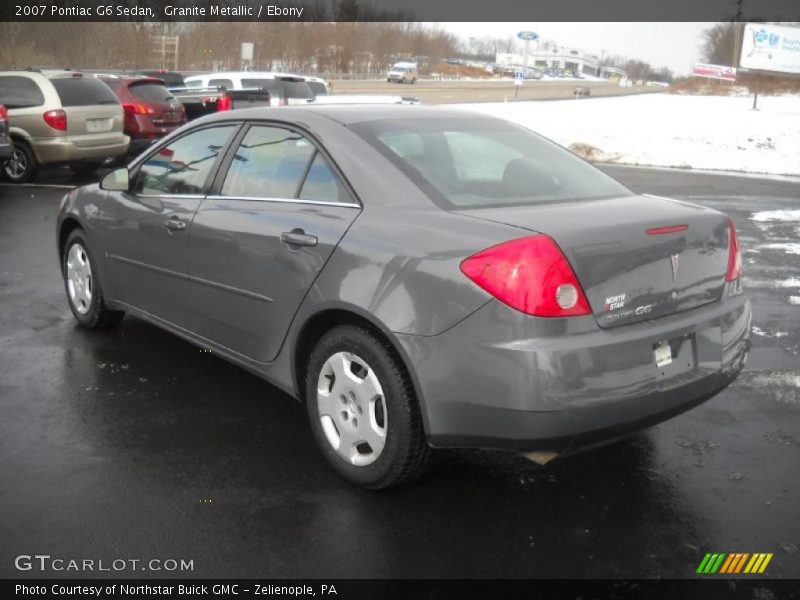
[281,230,318,247]
[164,217,187,232]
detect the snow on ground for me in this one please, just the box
[750,209,800,222]
[454,93,800,176]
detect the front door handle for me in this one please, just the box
[281,230,318,247]
[164,217,187,232]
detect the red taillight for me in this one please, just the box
[460,235,592,317]
[122,103,155,116]
[726,218,742,282]
[0,105,7,121]
[216,95,232,111]
[43,109,67,131]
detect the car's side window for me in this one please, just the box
[134,126,236,196]
[298,152,349,204]
[221,126,315,199]
[209,78,234,89]
[0,76,45,109]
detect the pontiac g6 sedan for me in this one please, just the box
[57,106,751,488]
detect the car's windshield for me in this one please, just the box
[351,117,632,209]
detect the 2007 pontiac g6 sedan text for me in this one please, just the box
[57,106,751,488]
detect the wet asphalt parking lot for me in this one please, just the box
[0,165,798,580]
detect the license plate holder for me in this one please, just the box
[654,342,672,368]
[86,118,112,133]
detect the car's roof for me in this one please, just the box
[204,104,487,126]
[185,71,283,80]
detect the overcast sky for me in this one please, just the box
[440,22,715,75]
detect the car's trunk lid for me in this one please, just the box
[455,194,730,328]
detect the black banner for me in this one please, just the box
[1,0,800,22]
[4,579,800,600]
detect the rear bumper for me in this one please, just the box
[396,288,751,451]
[0,141,11,159]
[33,134,130,165]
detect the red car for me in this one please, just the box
[99,76,186,155]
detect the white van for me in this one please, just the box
[387,62,418,84]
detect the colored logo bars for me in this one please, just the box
[696,553,773,574]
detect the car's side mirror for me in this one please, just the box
[100,168,130,192]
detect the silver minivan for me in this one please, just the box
[0,70,129,182]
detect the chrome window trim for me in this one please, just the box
[205,195,361,209]
[136,194,206,200]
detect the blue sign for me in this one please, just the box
[517,31,539,41]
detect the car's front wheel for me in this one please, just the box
[3,141,38,183]
[62,229,124,328]
[305,325,429,488]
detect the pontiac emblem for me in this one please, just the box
[670,254,680,282]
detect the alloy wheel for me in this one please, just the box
[5,148,27,180]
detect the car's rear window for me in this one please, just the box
[281,81,314,100]
[351,117,632,209]
[307,82,327,96]
[0,76,45,109]
[50,77,119,107]
[241,78,274,89]
[137,71,184,87]
[129,82,175,103]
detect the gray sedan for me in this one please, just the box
[56,106,751,488]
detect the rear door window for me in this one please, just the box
[135,125,237,196]
[221,125,314,199]
[0,76,45,109]
[299,153,349,203]
[50,78,119,107]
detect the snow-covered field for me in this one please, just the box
[454,93,800,176]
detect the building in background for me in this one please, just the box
[497,44,602,76]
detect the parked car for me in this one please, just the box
[387,62,418,84]
[56,106,750,488]
[0,105,12,168]
[0,70,128,182]
[99,76,186,155]
[130,70,185,88]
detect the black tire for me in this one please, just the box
[3,140,38,183]
[305,324,429,489]
[69,162,101,177]
[62,229,124,329]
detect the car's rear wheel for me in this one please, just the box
[305,324,429,489]
[62,229,124,328]
[3,141,38,183]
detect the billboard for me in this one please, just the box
[693,63,737,82]
[740,23,800,75]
